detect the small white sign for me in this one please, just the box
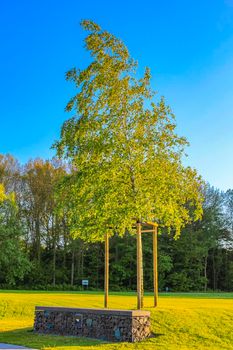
[82,279,89,286]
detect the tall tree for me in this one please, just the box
[224,189,233,250]
[0,184,30,285]
[0,154,21,194]
[55,20,203,307]
[21,158,66,284]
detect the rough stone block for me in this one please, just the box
[34,306,150,342]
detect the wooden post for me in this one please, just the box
[104,232,109,308]
[153,225,158,307]
[141,235,144,309]
[137,222,142,309]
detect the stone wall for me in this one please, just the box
[34,306,150,342]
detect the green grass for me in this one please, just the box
[0,291,233,349]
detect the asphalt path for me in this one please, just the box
[0,344,36,349]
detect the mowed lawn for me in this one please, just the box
[0,291,233,350]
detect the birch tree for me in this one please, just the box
[55,20,203,306]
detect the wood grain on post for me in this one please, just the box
[104,232,109,308]
[153,225,158,307]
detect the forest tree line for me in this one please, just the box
[0,153,233,292]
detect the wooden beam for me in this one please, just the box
[104,232,109,308]
[143,221,158,227]
[153,226,158,307]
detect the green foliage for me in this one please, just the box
[158,185,229,292]
[0,155,232,292]
[55,20,203,242]
[0,189,31,285]
[0,184,6,201]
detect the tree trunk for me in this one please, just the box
[204,255,208,292]
[212,249,216,291]
[81,247,84,277]
[52,240,56,286]
[77,241,81,277]
[63,221,67,270]
[35,217,41,263]
[96,245,99,289]
[71,246,75,286]
[104,232,109,308]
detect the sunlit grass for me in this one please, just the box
[0,291,233,349]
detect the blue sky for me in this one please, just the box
[0,0,233,190]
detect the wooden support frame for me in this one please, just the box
[137,221,158,309]
[103,221,158,310]
[153,225,158,307]
[137,222,142,309]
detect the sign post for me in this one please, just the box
[82,279,89,290]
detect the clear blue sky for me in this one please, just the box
[1,0,233,190]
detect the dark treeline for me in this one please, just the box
[0,154,233,292]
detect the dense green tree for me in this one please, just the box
[0,184,30,285]
[55,20,203,240]
[158,186,228,292]
[54,20,203,307]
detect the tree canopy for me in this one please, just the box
[0,184,6,202]
[55,20,203,242]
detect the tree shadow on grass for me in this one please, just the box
[0,328,103,348]
[150,332,164,338]
[0,328,165,349]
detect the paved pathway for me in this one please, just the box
[0,344,36,349]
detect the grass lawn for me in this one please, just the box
[0,291,233,349]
